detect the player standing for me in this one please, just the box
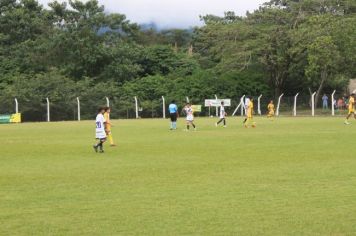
[93,107,107,153]
[184,103,196,131]
[244,98,256,128]
[104,107,116,147]
[267,100,275,119]
[216,101,227,127]
[344,93,356,125]
[168,100,178,130]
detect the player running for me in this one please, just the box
[344,93,356,125]
[216,101,227,127]
[184,103,196,131]
[169,100,178,130]
[244,97,256,128]
[267,100,275,119]
[104,107,116,147]
[93,107,107,153]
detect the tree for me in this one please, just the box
[306,36,340,106]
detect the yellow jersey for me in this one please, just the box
[247,101,254,118]
[268,103,275,112]
[349,97,355,112]
[104,112,111,130]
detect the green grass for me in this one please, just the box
[1,117,356,235]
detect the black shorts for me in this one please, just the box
[170,113,177,122]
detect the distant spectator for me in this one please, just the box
[337,98,345,110]
[322,94,328,109]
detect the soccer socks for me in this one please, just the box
[108,134,114,145]
[171,122,177,129]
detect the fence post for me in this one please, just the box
[257,94,262,116]
[241,95,246,116]
[14,98,19,113]
[162,96,166,119]
[276,93,284,116]
[46,97,50,122]
[293,93,299,117]
[134,96,139,119]
[105,97,110,107]
[215,95,218,117]
[232,95,245,116]
[77,97,81,121]
[331,90,336,116]
[311,92,316,117]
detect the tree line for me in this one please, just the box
[0,0,355,120]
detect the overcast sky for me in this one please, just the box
[38,0,266,28]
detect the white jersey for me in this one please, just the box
[185,107,194,121]
[219,105,226,118]
[95,113,106,139]
[245,98,250,109]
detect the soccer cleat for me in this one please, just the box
[110,144,117,147]
[99,150,104,153]
[223,125,227,128]
[93,145,98,153]
[344,121,350,125]
[215,123,218,127]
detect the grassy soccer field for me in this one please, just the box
[1,117,356,235]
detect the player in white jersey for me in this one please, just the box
[215,101,227,127]
[93,107,107,153]
[184,103,196,131]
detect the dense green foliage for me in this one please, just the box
[1,118,356,234]
[0,0,355,120]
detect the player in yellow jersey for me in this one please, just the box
[104,107,116,146]
[267,100,275,119]
[244,97,256,128]
[345,93,356,125]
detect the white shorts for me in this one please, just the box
[96,131,107,139]
[186,115,194,121]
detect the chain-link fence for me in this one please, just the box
[0,92,351,122]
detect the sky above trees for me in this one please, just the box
[37,0,266,28]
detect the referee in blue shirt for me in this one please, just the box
[169,100,178,130]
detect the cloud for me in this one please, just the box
[38,0,266,28]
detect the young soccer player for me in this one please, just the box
[344,93,356,125]
[184,103,196,131]
[93,107,107,153]
[267,100,275,119]
[216,101,227,127]
[245,98,256,128]
[169,100,178,130]
[104,107,116,147]
[243,96,250,125]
